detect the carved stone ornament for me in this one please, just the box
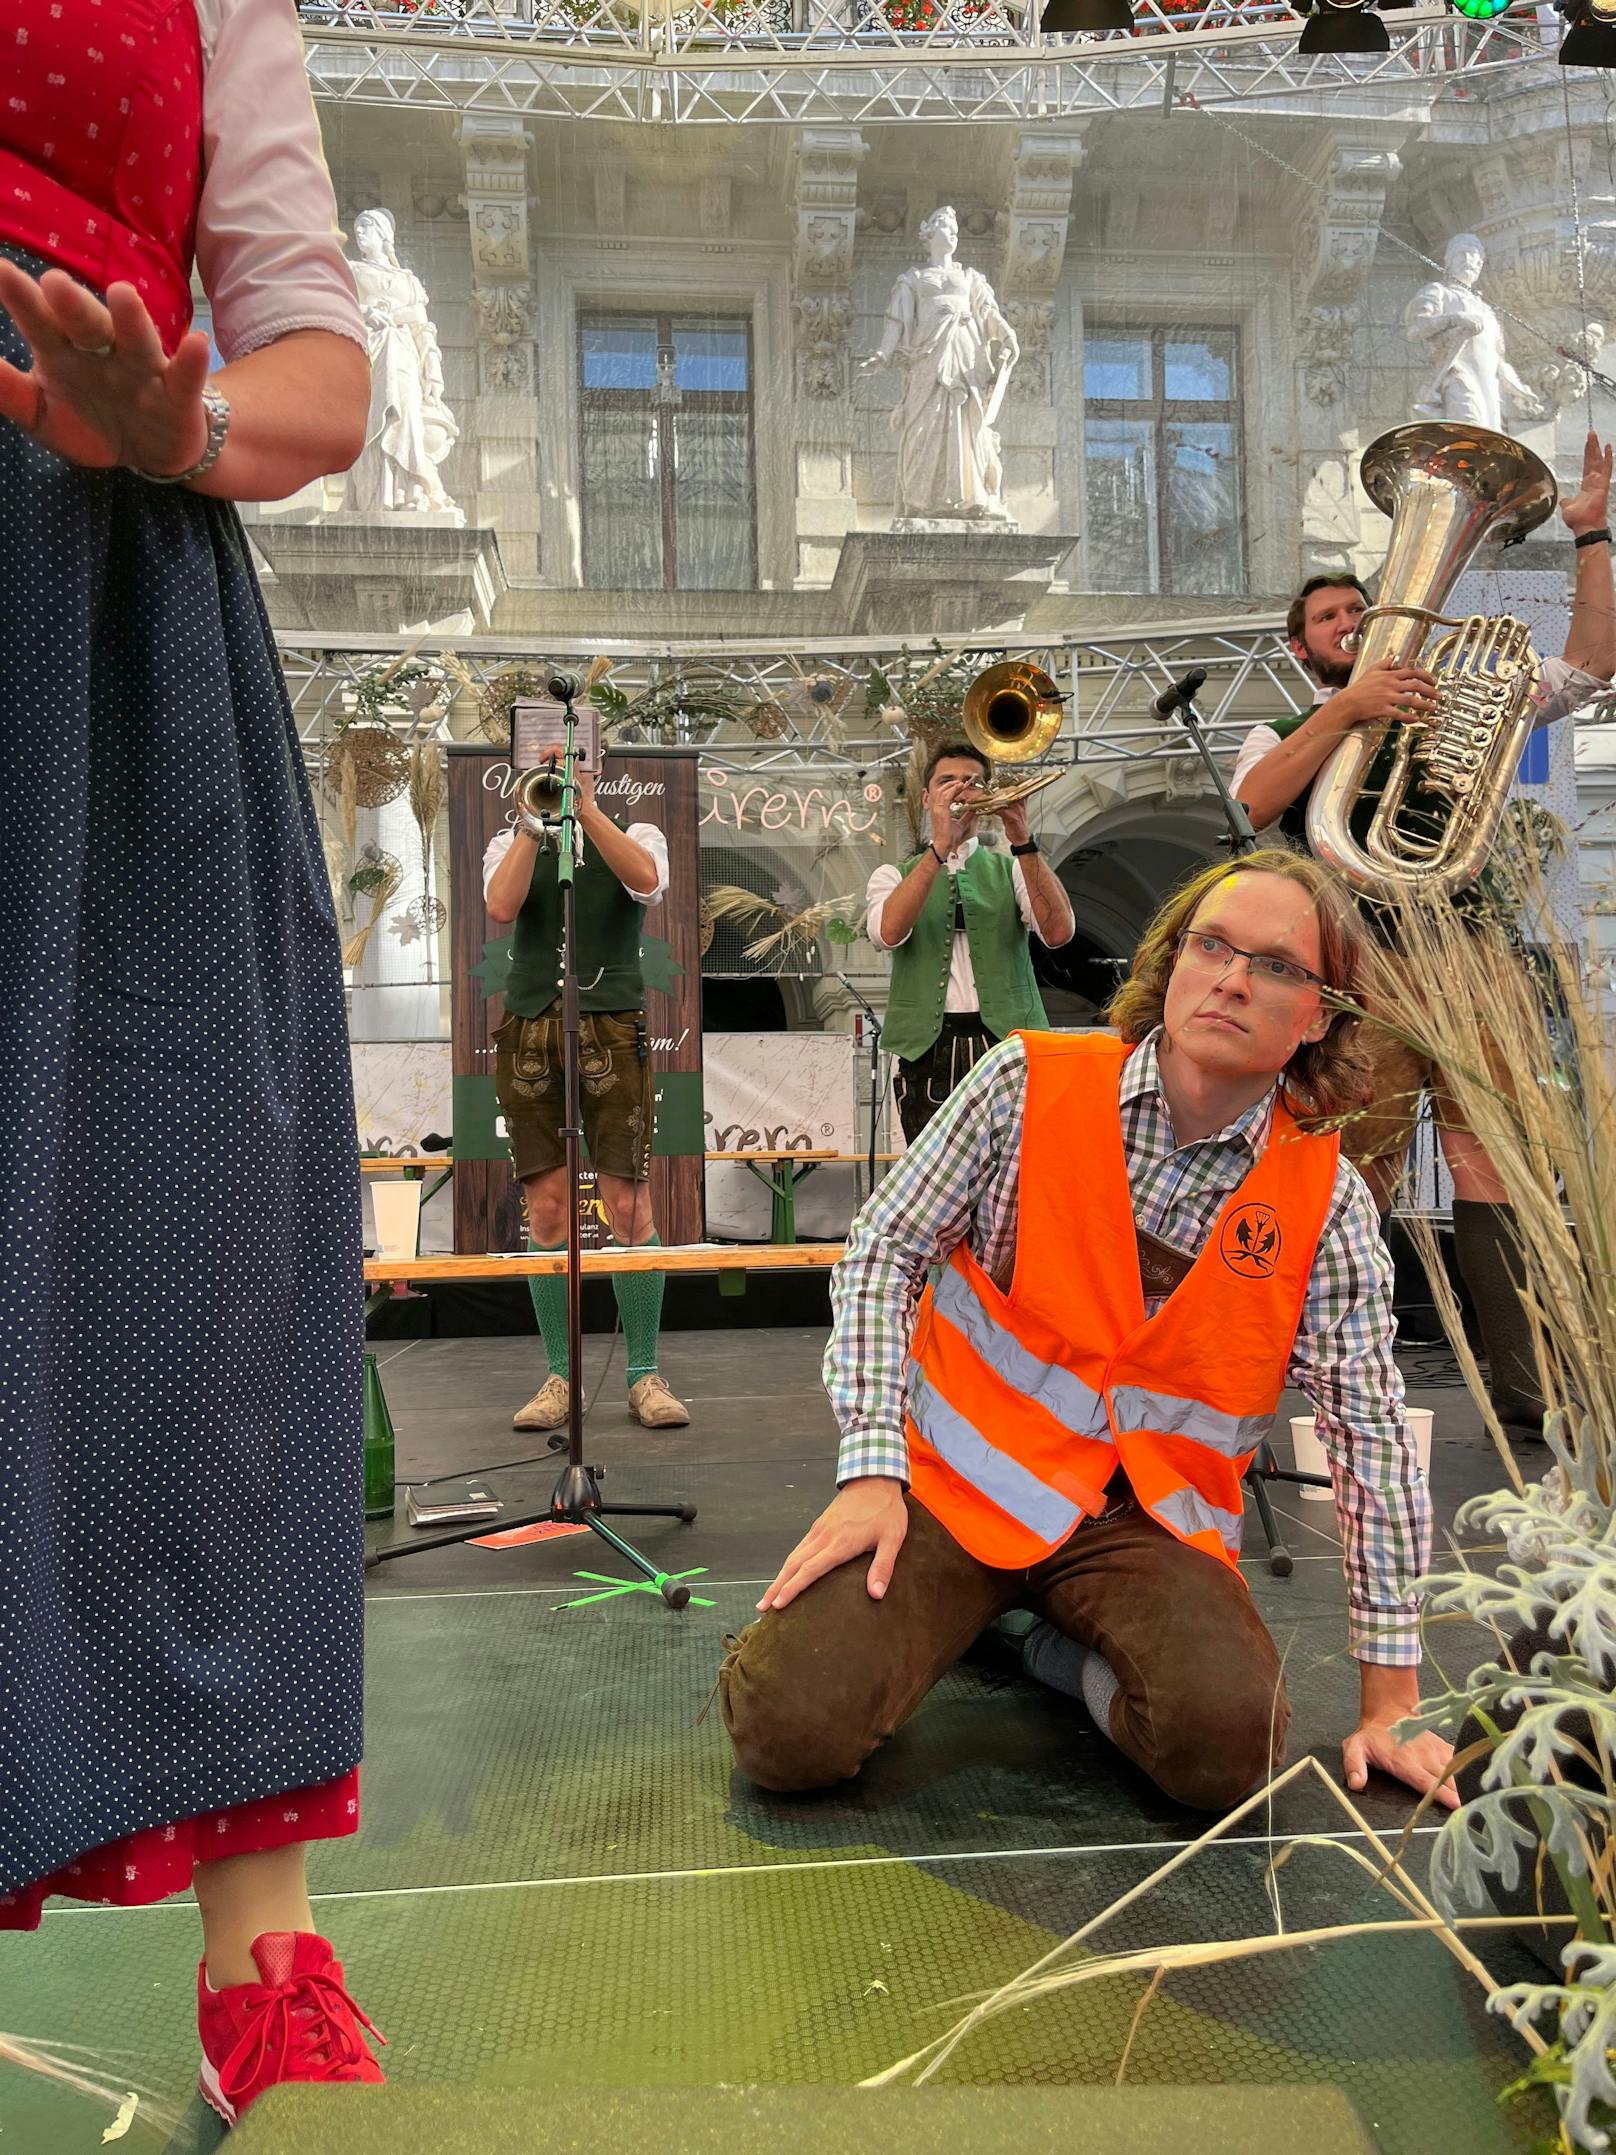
[1294,141,1402,314]
[789,126,866,293]
[470,284,533,348]
[481,342,531,394]
[1004,298,1053,404]
[794,294,852,402]
[1295,305,1350,407]
[471,201,525,277]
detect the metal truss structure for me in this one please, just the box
[296,0,1548,126]
[277,613,1312,772]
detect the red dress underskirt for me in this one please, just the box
[0,1770,360,1932]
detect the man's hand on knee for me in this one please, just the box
[758,1477,908,1612]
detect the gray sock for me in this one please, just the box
[1021,1621,1121,1735]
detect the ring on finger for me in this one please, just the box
[70,338,114,358]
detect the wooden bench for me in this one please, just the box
[363,1243,842,1287]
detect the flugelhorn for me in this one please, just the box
[951,659,1065,819]
[1306,423,1556,900]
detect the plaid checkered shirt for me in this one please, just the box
[824,1030,1430,1665]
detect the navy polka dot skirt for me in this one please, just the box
[0,247,365,1894]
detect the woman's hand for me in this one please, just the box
[0,262,212,475]
[1561,429,1613,538]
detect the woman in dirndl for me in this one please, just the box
[0,0,382,2124]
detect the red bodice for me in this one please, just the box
[1,0,203,353]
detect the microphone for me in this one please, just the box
[1152,668,1208,719]
[547,670,582,704]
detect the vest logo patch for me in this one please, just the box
[1220,1203,1281,1279]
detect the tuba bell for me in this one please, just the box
[953,659,1066,820]
[1306,422,1557,901]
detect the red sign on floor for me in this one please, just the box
[470,1521,592,1550]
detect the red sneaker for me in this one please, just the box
[196,1931,385,2125]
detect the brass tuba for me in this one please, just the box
[1306,422,1557,900]
[952,659,1065,820]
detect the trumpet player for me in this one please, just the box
[1230,430,1615,1444]
[867,739,1075,1145]
[484,753,691,1433]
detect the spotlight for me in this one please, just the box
[1447,0,1509,13]
[1561,0,1616,64]
[1291,0,1391,51]
[1041,0,1132,29]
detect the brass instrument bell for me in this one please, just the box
[952,660,1065,819]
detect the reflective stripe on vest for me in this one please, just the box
[1154,1483,1245,1560]
[907,1369,1086,1547]
[1111,1384,1273,1460]
[933,1265,1109,1441]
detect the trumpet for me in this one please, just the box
[513,763,565,820]
[949,659,1064,819]
[949,769,1063,821]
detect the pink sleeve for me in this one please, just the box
[193,0,365,364]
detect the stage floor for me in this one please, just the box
[2,1326,1555,2152]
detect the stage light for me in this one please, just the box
[1561,0,1616,65]
[1291,0,1392,51]
[1040,0,1133,30]
[1447,0,1510,14]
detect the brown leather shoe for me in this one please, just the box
[511,1373,569,1431]
[627,1373,690,1428]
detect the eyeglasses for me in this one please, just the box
[1175,930,1327,994]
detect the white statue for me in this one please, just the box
[345,208,463,521]
[860,206,1019,526]
[1405,233,1543,435]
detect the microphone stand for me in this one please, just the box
[367,684,697,1605]
[1159,670,1328,1576]
[1159,671,1258,858]
[834,971,885,1199]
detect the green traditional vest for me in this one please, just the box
[503,838,647,1018]
[881,845,1048,1062]
[1269,711,1504,929]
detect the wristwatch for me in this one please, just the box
[133,386,231,485]
[1010,838,1040,857]
[1574,528,1611,550]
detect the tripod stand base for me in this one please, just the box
[1243,1441,1330,1578]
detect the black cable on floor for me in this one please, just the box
[399,1311,626,1491]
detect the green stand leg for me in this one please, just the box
[362,1351,396,1522]
[768,1166,795,1246]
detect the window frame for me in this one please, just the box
[576,307,759,594]
[1081,323,1245,598]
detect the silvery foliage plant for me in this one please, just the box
[1397,1418,1616,2152]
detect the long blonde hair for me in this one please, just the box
[1107,849,1372,1123]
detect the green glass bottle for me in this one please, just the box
[362,1351,396,1522]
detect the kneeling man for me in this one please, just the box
[721,851,1455,1814]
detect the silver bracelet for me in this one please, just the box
[133,386,231,485]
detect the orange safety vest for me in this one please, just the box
[905,1031,1340,1575]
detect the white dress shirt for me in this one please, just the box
[865,836,1037,1016]
[192,1,366,362]
[481,823,669,906]
[1230,654,1604,805]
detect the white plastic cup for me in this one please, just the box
[370,1175,425,1262]
[1405,1406,1434,1479]
[1288,1414,1334,1500]
[1289,1409,1432,1500]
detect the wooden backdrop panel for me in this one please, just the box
[446,744,703,1255]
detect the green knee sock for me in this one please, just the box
[526,1240,570,1380]
[614,1235,665,1388]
